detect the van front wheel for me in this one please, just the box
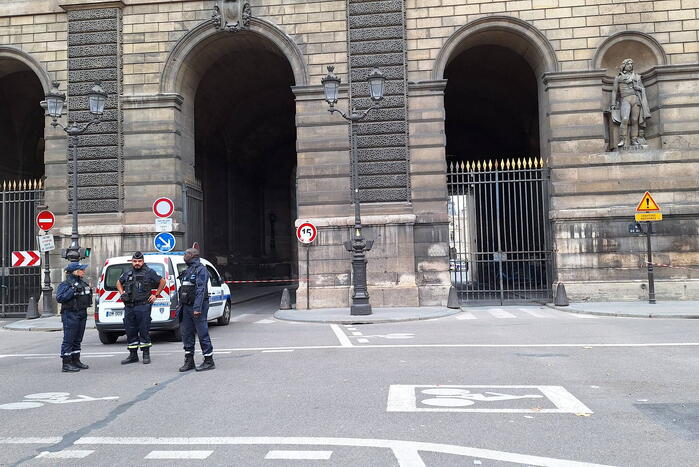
[217,303,231,326]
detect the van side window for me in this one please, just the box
[206,266,221,287]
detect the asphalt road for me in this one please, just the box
[0,292,698,466]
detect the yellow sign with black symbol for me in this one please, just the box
[635,212,663,222]
[636,192,660,212]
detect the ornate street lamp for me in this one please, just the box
[42,80,107,263]
[321,66,385,316]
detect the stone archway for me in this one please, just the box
[160,19,306,282]
[436,17,557,303]
[0,46,51,181]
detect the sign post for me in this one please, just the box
[296,222,318,309]
[36,209,56,317]
[635,192,661,304]
[152,197,175,252]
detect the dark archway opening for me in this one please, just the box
[194,37,297,282]
[0,62,44,181]
[444,45,551,303]
[444,45,539,165]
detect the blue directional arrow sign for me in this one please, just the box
[154,232,176,253]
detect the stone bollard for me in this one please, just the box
[279,288,292,310]
[25,296,40,319]
[554,283,569,307]
[447,286,461,309]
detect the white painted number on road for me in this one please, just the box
[0,392,119,410]
[387,385,593,414]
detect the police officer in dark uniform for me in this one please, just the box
[178,247,215,372]
[116,251,166,365]
[55,262,92,372]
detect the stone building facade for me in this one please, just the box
[1,0,697,307]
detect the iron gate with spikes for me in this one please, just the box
[0,179,44,317]
[447,157,553,304]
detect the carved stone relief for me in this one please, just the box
[212,0,251,32]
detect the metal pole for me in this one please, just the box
[646,221,656,304]
[1,189,5,318]
[41,250,54,317]
[69,134,80,257]
[348,122,371,316]
[306,243,310,310]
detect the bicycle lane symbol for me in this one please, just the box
[0,392,119,410]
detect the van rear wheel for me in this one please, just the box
[98,330,119,345]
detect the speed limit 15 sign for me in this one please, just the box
[296,222,317,244]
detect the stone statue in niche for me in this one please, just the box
[610,58,651,149]
[212,0,251,32]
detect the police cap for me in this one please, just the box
[65,262,88,273]
[132,251,144,260]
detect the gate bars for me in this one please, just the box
[447,158,553,304]
[0,179,43,317]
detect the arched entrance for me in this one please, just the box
[438,18,557,304]
[162,23,303,283]
[0,49,46,181]
[0,47,48,316]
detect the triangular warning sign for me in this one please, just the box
[636,191,660,212]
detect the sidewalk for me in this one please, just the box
[3,284,287,332]
[274,307,459,324]
[547,301,699,318]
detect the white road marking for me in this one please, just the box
[255,319,276,324]
[1,342,699,360]
[0,437,62,444]
[330,324,353,347]
[265,450,332,460]
[357,338,369,343]
[35,450,94,459]
[229,314,252,322]
[24,356,56,359]
[351,332,363,336]
[488,308,516,319]
[521,308,551,318]
[262,349,294,353]
[145,450,213,459]
[568,313,597,319]
[456,312,477,320]
[387,385,592,414]
[345,327,357,331]
[72,436,614,467]
[392,447,426,467]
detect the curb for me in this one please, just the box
[273,308,460,324]
[545,304,699,319]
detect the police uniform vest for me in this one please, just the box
[60,279,93,313]
[178,263,202,306]
[124,267,152,304]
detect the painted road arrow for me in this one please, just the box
[12,251,41,267]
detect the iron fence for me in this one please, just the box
[447,158,553,304]
[0,179,44,317]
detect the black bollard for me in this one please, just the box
[279,288,292,310]
[447,286,460,309]
[554,283,569,307]
[25,296,40,319]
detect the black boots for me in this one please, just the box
[179,354,195,372]
[195,356,215,372]
[142,348,151,365]
[121,348,139,364]
[72,353,89,370]
[62,356,80,372]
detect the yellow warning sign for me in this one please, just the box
[636,191,660,212]
[635,212,663,222]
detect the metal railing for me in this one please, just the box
[447,158,552,305]
[0,179,44,317]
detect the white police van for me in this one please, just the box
[94,252,231,344]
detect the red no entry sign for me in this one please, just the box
[296,222,317,244]
[152,197,174,218]
[36,210,55,231]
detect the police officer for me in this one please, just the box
[55,262,92,372]
[178,247,215,372]
[116,251,166,365]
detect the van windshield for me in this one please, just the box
[103,263,165,291]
